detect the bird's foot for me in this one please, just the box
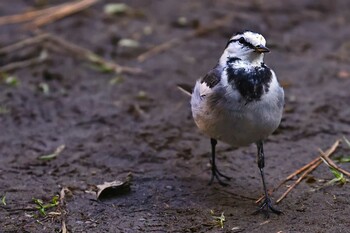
[253,197,283,218]
[208,164,231,186]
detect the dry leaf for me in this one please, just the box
[96,173,132,200]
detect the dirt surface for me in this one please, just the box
[1,0,350,232]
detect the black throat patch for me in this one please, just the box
[227,63,272,103]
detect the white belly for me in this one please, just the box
[193,102,282,146]
[191,79,284,147]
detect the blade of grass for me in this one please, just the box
[38,144,65,161]
[1,194,6,206]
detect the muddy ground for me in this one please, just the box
[1,0,350,232]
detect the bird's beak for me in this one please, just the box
[254,45,270,53]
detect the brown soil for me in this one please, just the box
[1,0,350,232]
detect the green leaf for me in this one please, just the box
[33,198,44,207]
[1,194,6,206]
[51,195,59,205]
[38,145,65,161]
[329,167,346,185]
[104,3,129,15]
[33,195,59,217]
[211,211,225,228]
[330,167,342,179]
[4,76,19,87]
[335,156,350,163]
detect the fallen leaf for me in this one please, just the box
[96,173,132,200]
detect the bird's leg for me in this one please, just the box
[208,138,231,186]
[253,141,282,218]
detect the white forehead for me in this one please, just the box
[232,31,266,45]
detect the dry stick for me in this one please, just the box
[0,0,98,27]
[0,33,142,75]
[137,14,235,62]
[0,33,50,55]
[275,140,340,204]
[45,34,143,75]
[0,3,67,25]
[319,150,350,178]
[255,154,323,203]
[256,140,341,203]
[0,50,48,72]
[59,187,69,233]
[30,0,100,28]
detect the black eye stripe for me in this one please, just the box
[225,37,256,49]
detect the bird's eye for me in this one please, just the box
[238,37,245,44]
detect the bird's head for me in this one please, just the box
[220,31,269,66]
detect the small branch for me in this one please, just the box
[256,140,341,203]
[275,140,340,204]
[45,34,143,75]
[0,50,48,72]
[137,38,181,63]
[0,0,99,27]
[137,14,235,62]
[0,34,49,55]
[0,205,37,212]
[279,157,320,186]
[319,150,350,178]
[0,33,142,75]
[59,187,70,233]
[30,0,100,28]
[276,159,322,203]
[0,4,65,25]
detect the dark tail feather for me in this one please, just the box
[177,83,193,96]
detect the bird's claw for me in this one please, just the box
[208,164,231,186]
[253,197,283,218]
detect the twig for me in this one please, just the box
[278,157,320,186]
[137,38,181,63]
[0,34,49,55]
[256,157,321,204]
[275,140,340,203]
[319,150,350,178]
[256,157,320,203]
[59,187,70,233]
[0,50,48,72]
[45,34,143,75]
[0,205,37,212]
[256,140,341,203]
[137,14,235,62]
[30,0,100,28]
[0,33,142,75]
[0,4,66,25]
[0,0,99,27]
[276,159,322,203]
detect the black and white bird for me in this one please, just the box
[179,31,284,217]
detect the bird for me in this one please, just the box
[178,30,284,217]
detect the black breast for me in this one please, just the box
[227,64,272,103]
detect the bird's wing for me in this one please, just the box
[198,67,221,97]
[177,83,193,96]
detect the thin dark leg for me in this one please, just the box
[253,141,282,218]
[208,138,231,186]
